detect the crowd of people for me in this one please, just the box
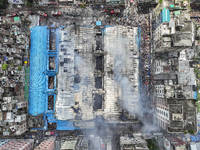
[122,6,152,101]
[140,14,152,102]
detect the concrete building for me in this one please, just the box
[120,134,149,150]
[0,97,28,136]
[164,136,187,150]
[152,9,194,53]
[60,139,77,150]
[16,101,28,109]
[190,142,200,150]
[103,26,140,122]
[0,28,10,36]
[54,135,111,150]
[34,137,55,150]
[0,17,30,136]
[0,139,34,150]
[28,25,141,130]
[167,98,197,133]
[152,51,197,132]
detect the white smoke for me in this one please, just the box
[104,31,140,117]
[103,26,161,133]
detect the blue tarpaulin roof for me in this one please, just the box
[96,21,101,26]
[28,26,76,130]
[196,135,200,141]
[191,135,197,142]
[162,8,170,22]
[28,26,48,116]
[194,91,197,99]
[57,120,77,130]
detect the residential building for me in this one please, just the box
[164,136,187,150]
[34,137,55,150]
[0,97,28,136]
[167,98,197,132]
[152,51,197,132]
[0,139,34,150]
[120,134,149,150]
[152,8,194,53]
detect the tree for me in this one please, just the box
[80,4,86,8]
[188,130,195,135]
[2,64,8,71]
[26,1,33,7]
[0,0,8,9]
[146,138,159,150]
[159,0,163,4]
[18,65,22,71]
[184,130,188,134]
[198,74,200,79]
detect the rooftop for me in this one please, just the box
[28,26,48,116]
[167,98,197,132]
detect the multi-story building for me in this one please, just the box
[0,96,28,136]
[54,135,110,150]
[151,5,197,133]
[0,15,30,136]
[152,8,194,53]
[28,25,141,130]
[163,136,187,150]
[35,137,55,150]
[152,51,197,132]
[0,139,34,150]
[120,134,149,150]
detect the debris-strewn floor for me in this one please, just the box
[104,26,140,122]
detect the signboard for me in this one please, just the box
[8,0,24,4]
[164,138,171,150]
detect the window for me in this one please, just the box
[49,57,56,70]
[48,95,54,110]
[48,76,54,89]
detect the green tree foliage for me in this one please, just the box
[0,0,8,9]
[2,64,9,71]
[18,65,22,71]
[146,138,159,150]
[25,0,34,7]
[159,0,163,4]
[80,4,86,8]
[26,1,33,7]
[184,130,188,134]
[188,130,195,135]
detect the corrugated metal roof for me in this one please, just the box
[24,84,29,92]
[190,143,198,150]
[24,93,29,101]
[25,67,30,74]
[25,75,29,83]
[174,11,181,16]
[162,8,170,22]
[61,140,77,150]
